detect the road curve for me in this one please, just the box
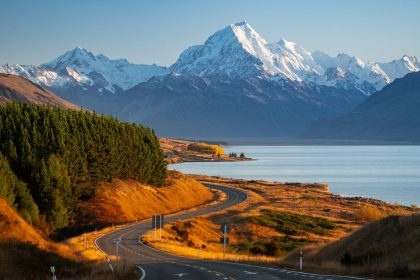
[96,184,368,280]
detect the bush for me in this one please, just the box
[187,142,224,155]
[355,205,386,221]
[252,209,336,236]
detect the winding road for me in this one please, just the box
[96,184,367,280]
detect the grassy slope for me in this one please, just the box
[78,172,214,225]
[305,214,420,278]
[0,199,107,280]
[0,173,214,278]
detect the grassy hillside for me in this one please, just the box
[0,73,80,110]
[307,214,420,278]
[0,198,86,279]
[0,103,166,231]
[78,171,215,225]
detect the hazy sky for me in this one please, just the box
[1,0,419,66]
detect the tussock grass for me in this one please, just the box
[0,199,127,279]
[292,214,420,278]
[354,205,386,221]
[78,172,214,225]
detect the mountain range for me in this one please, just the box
[303,71,420,142]
[1,21,419,139]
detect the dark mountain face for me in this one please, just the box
[302,72,420,142]
[115,74,367,138]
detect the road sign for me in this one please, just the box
[152,214,165,229]
[112,238,122,243]
[220,224,231,233]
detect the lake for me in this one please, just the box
[169,146,420,206]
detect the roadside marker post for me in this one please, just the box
[299,250,303,270]
[50,266,57,280]
[152,214,164,240]
[220,224,231,259]
[112,238,122,260]
[152,215,157,240]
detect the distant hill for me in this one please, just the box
[303,71,420,142]
[311,214,420,278]
[0,73,80,109]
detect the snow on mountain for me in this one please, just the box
[170,21,321,81]
[1,22,419,96]
[0,47,169,94]
[378,55,420,81]
[171,21,419,94]
[170,21,266,78]
[42,47,169,92]
[311,52,390,92]
[0,64,68,87]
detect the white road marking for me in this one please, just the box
[136,265,146,280]
[244,270,258,275]
[174,273,188,277]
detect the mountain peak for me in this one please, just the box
[232,20,248,27]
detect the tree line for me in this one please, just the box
[0,103,166,230]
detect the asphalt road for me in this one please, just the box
[96,184,368,280]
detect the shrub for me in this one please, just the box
[252,209,336,236]
[355,205,386,221]
[187,142,224,155]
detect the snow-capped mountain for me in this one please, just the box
[378,55,420,81]
[0,47,169,95]
[170,21,322,81]
[42,47,169,93]
[171,21,418,94]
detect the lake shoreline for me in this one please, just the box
[170,145,420,206]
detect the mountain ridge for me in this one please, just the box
[302,71,420,141]
[1,22,418,98]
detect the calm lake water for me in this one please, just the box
[170,146,420,206]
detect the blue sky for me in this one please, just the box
[1,0,419,66]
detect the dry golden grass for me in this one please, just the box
[354,205,386,221]
[0,198,76,259]
[0,199,127,279]
[78,172,215,224]
[142,175,418,267]
[66,172,222,262]
[294,214,420,278]
[143,218,280,263]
